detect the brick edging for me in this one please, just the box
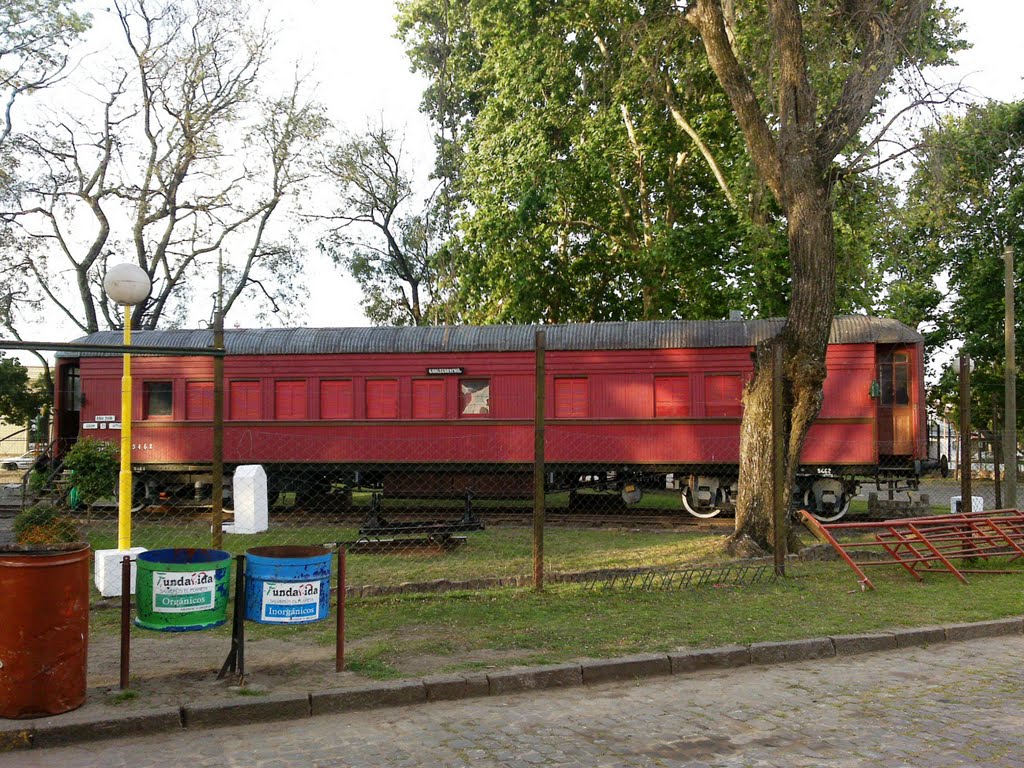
[4,616,1022,751]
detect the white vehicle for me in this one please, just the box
[1,452,39,472]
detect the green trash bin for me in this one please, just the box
[135,548,232,631]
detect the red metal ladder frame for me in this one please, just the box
[799,509,1024,590]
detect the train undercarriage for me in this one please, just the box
[126,460,929,523]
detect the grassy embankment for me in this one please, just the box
[88,519,1024,680]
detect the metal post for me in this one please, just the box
[211,270,225,548]
[335,548,346,673]
[533,330,546,592]
[119,555,132,689]
[992,396,1002,509]
[117,321,133,550]
[960,355,972,513]
[772,343,786,576]
[1005,245,1017,510]
[218,554,246,680]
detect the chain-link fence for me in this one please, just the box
[3,337,1020,598]
[10,425,1017,597]
[79,425,740,596]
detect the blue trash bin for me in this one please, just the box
[244,546,332,624]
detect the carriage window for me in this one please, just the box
[320,380,354,419]
[705,374,743,418]
[893,359,910,404]
[554,378,589,418]
[655,376,690,418]
[366,379,399,419]
[879,353,910,406]
[62,366,82,411]
[143,381,173,418]
[275,380,307,420]
[413,379,445,419]
[229,380,261,420]
[460,379,490,416]
[185,381,213,420]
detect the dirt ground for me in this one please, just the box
[87,629,356,711]
[84,615,527,714]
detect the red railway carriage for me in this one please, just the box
[53,315,926,521]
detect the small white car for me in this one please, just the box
[1,452,39,472]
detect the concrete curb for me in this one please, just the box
[2,615,1022,751]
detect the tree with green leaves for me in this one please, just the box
[683,0,963,553]
[399,0,760,323]
[396,0,898,328]
[320,124,449,326]
[0,352,47,428]
[887,100,1024,431]
[1,0,89,147]
[398,0,962,552]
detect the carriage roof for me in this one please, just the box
[61,315,922,358]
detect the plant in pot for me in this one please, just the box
[12,505,83,550]
[0,503,91,719]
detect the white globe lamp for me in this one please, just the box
[104,263,151,306]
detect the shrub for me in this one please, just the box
[62,438,119,506]
[28,469,46,494]
[13,505,81,546]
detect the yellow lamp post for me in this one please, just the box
[103,263,152,551]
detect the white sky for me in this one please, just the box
[271,1,434,330]
[7,1,1024,361]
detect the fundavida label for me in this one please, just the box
[152,569,216,613]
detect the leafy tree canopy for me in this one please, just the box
[0,352,47,425]
[395,0,960,327]
[886,99,1024,426]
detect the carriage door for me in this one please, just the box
[57,362,82,448]
[877,347,914,457]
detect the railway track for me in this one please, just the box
[114,500,737,531]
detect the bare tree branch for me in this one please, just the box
[685,0,783,199]
[816,0,930,163]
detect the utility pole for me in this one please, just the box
[532,330,546,592]
[1004,245,1017,510]
[959,355,972,513]
[211,255,225,547]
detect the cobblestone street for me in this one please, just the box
[6,634,1024,767]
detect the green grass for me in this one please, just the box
[84,521,724,588]
[89,534,1024,681]
[105,689,139,704]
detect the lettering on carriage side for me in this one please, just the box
[83,423,99,430]
[427,367,464,375]
[95,415,116,422]
[131,443,154,451]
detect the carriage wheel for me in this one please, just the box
[681,487,721,518]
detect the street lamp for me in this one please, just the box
[103,263,151,551]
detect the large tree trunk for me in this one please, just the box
[729,183,836,555]
[685,0,933,555]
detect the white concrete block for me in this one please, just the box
[94,547,147,597]
[950,495,983,515]
[232,464,269,534]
